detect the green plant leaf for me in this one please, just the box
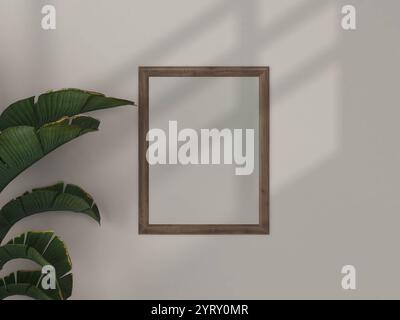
[0,182,100,243]
[0,231,73,300]
[0,270,72,300]
[0,88,134,131]
[0,116,99,193]
[0,89,131,300]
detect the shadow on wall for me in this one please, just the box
[127,0,400,298]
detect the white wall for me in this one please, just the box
[0,0,399,299]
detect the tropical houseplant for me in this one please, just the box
[0,89,134,299]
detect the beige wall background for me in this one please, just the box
[0,0,399,299]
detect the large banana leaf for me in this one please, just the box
[0,182,100,243]
[0,270,72,300]
[0,231,72,300]
[0,116,100,193]
[0,88,134,131]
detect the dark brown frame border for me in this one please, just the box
[139,66,269,234]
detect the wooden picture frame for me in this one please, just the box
[138,66,269,234]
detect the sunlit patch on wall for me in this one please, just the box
[271,61,341,194]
